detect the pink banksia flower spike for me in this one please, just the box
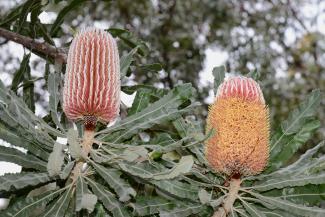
[63,28,120,131]
[205,76,270,177]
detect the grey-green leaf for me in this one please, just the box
[42,185,73,217]
[86,178,131,217]
[212,65,225,94]
[0,172,50,192]
[253,193,325,216]
[91,162,136,202]
[0,145,46,171]
[154,155,194,180]
[281,89,321,136]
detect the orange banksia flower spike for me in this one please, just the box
[205,76,270,177]
[63,28,120,131]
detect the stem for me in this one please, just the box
[212,178,241,217]
[70,130,95,181]
[0,27,67,63]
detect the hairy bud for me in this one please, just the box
[63,28,120,130]
[205,76,269,176]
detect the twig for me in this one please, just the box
[0,27,67,63]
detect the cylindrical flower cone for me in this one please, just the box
[63,28,120,130]
[205,76,269,177]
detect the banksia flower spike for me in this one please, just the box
[63,28,120,131]
[205,76,269,177]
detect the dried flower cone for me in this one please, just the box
[205,76,269,176]
[63,28,120,129]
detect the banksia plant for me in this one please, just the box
[205,76,269,177]
[63,27,120,131]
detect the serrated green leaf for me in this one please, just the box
[0,4,23,26]
[59,161,75,179]
[42,185,73,217]
[0,145,46,171]
[17,0,39,32]
[252,173,325,192]
[120,47,138,78]
[280,89,321,136]
[27,182,57,197]
[48,73,65,132]
[91,162,136,202]
[128,89,151,116]
[11,54,31,93]
[0,80,63,150]
[132,197,174,216]
[1,186,67,217]
[97,84,196,143]
[269,90,321,168]
[248,141,325,182]
[121,85,168,96]
[22,62,34,112]
[240,198,266,217]
[47,142,64,176]
[137,63,162,73]
[151,179,199,200]
[212,66,225,94]
[50,0,87,36]
[253,193,325,216]
[108,28,149,56]
[154,155,194,180]
[76,177,97,212]
[0,122,49,161]
[267,119,320,171]
[159,202,204,217]
[0,172,50,192]
[246,70,261,80]
[86,178,131,217]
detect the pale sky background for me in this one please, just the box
[1,0,325,208]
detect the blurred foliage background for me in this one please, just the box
[0,0,324,146]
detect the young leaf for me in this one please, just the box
[120,47,138,78]
[0,172,50,191]
[212,65,225,94]
[47,142,64,176]
[67,128,82,159]
[91,162,136,202]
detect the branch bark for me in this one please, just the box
[0,27,67,63]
